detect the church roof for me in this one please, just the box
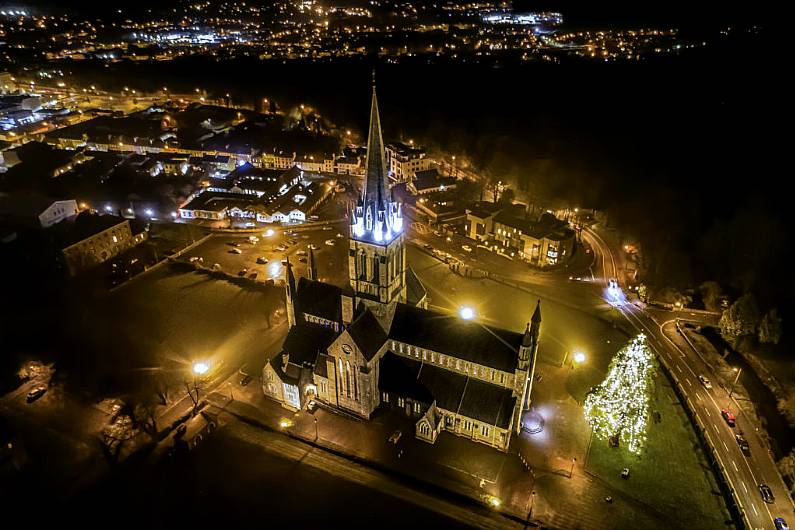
[347,308,387,361]
[405,266,427,307]
[416,363,467,412]
[282,321,338,366]
[378,351,433,403]
[296,277,342,323]
[458,378,516,430]
[388,305,523,372]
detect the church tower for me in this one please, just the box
[513,299,541,434]
[348,75,406,309]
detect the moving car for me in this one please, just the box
[735,434,750,455]
[721,408,736,427]
[697,375,713,389]
[256,257,269,264]
[388,430,402,444]
[26,386,47,402]
[229,248,242,254]
[774,517,790,530]
[759,484,775,503]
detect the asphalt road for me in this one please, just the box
[585,226,794,530]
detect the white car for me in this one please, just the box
[229,248,243,254]
[697,375,712,389]
[608,278,619,290]
[462,245,473,253]
[325,239,335,246]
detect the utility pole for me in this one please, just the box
[729,367,743,399]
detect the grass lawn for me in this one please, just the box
[586,372,734,530]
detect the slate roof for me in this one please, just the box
[381,359,516,429]
[378,352,432,403]
[347,308,387,361]
[281,321,338,366]
[458,378,516,430]
[405,266,427,307]
[296,277,342,324]
[388,304,522,372]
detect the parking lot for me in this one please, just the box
[180,221,351,287]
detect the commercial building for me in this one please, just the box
[466,203,576,267]
[385,141,432,182]
[0,193,79,228]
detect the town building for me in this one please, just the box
[466,203,576,267]
[263,82,542,452]
[58,213,148,275]
[0,193,79,228]
[407,168,457,196]
[385,141,432,182]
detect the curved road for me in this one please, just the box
[584,225,794,530]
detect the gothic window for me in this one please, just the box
[346,360,352,399]
[382,392,389,403]
[499,372,505,384]
[481,425,490,437]
[398,397,405,408]
[338,359,345,395]
[413,402,421,414]
[420,422,430,436]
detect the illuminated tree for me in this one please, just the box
[584,334,656,453]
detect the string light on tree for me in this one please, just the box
[584,334,656,453]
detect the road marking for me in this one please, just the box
[733,461,739,472]
[686,378,692,387]
[676,364,683,373]
[704,408,711,417]
[722,441,729,452]
[695,391,702,401]
[713,424,720,433]
[752,503,758,516]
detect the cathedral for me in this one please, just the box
[262,80,542,451]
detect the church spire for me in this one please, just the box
[362,72,387,212]
[307,246,317,281]
[350,72,402,244]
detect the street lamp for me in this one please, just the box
[573,351,586,365]
[459,306,475,320]
[729,367,743,399]
[189,361,210,413]
[528,491,536,520]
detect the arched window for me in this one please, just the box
[345,360,352,399]
[338,358,345,395]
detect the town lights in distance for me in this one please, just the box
[583,334,655,453]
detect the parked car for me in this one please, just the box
[325,239,335,246]
[237,268,247,277]
[759,484,775,503]
[721,408,736,427]
[275,245,287,252]
[248,272,258,280]
[322,225,333,231]
[336,232,344,238]
[298,257,307,263]
[26,386,47,402]
[307,400,317,412]
[256,257,269,264]
[229,248,242,254]
[296,250,307,256]
[608,278,619,290]
[308,244,318,250]
[697,375,713,389]
[423,244,434,251]
[248,236,259,243]
[388,430,402,444]
[462,244,473,252]
[239,374,252,386]
[188,256,202,263]
[774,517,790,530]
[735,434,750,455]
[228,241,240,247]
